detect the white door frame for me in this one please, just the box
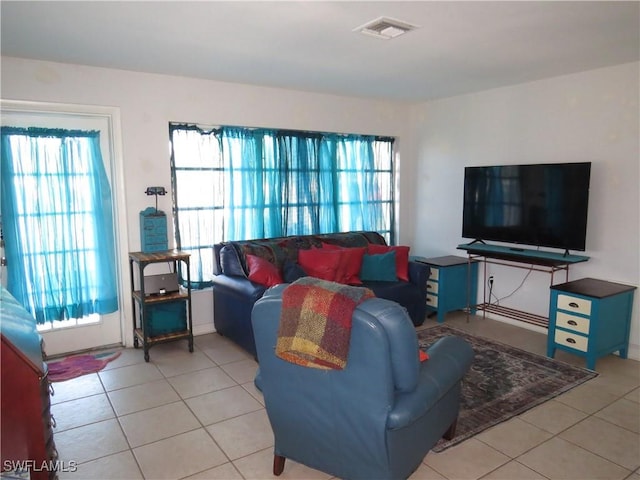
[1,99,130,354]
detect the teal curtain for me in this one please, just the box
[317,136,339,232]
[261,132,285,237]
[1,127,118,323]
[275,131,323,235]
[219,129,388,239]
[334,135,378,232]
[170,124,394,287]
[221,127,266,240]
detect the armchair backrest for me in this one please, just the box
[252,284,421,476]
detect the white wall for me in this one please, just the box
[1,56,412,342]
[3,56,638,361]
[410,62,640,359]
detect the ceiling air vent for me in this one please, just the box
[354,16,418,40]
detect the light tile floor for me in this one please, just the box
[52,312,640,480]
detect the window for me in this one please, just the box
[170,124,395,287]
[1,127,118,325]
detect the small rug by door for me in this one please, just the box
[418,325,597,452]
[47,350,122,382]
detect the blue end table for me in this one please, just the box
[548,278,636,370]
[413,255,478,323]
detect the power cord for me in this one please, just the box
[488,246,540,306]
[497,265,534,303]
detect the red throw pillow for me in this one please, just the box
[246,254,283,287]
[320,243,365,285]
[367,244,410,281]
[419,350,429,362]
[336,247,366,285]
[298,248,343,282]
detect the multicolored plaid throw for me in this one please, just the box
[276,277,375,370]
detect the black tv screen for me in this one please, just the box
[462,162,591,251]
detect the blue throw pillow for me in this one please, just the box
[282,259,308,283]
[360,251,397,282]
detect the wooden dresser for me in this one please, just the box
[1,286,58,479]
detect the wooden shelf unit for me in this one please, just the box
[129,250,193,362]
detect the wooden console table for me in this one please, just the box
[457,243,589,328]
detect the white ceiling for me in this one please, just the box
[1,1,639,102]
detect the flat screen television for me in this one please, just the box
[462,162,591,252]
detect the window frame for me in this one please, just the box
[169,123,396,288]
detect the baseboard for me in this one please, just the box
[484,314,547,335]
[193,323,216,337]
[626,342,640,362]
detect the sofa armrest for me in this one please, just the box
[387,335,474,429]
[212,274,267,302]
[407,261,430,310]
[213,274,270,357]
[408,260,430,289]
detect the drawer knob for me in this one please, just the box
[568,320,578,326]
[426,285,433,289]
[568,302,579,308]
[566,337,576,344]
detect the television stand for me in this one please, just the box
[457,243,589,328]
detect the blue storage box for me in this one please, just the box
[140,207,168,253]
[145,301,187,336]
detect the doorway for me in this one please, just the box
[1,100,129,355]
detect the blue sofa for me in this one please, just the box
[212,231,430,357]
[253,285,475,479]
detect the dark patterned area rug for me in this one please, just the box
[418,325,597,452]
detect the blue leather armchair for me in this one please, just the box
[252,285,474,480]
